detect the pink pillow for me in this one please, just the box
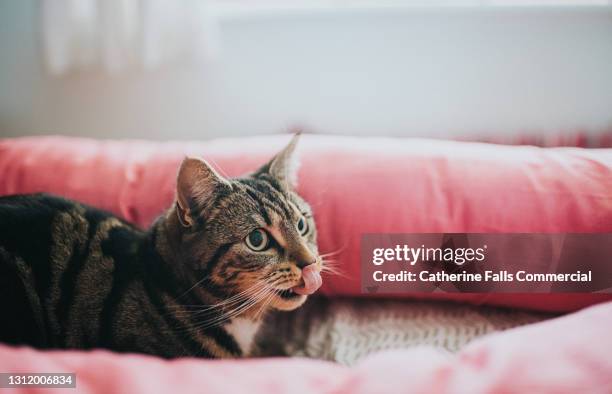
[1,135,611,312]
[0,301,611,393]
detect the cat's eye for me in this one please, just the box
[296,217,309,236]
[245,229,269,251]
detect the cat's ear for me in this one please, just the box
[257,133,301,189]
[175,157,231,227]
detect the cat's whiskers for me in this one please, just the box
[197,280,270,311]
[253,289,277,321]
[319,244,348,259]
[216,281,278,322]
[213,283,273,315]
[191,280,274,319]
[320,258,348,278]
[175,275,213,302]
[170,293,263,333]
[188,283,276,330]
[170,261,324,332]
[168,279,269,314]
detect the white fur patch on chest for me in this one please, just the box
[224,318,261,356]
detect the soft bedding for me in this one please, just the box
[1,135,611,312]
[1,135,611,393]
[0,301,610,394]
[255,297,551,365]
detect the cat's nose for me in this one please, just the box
[297,256,317,269]
[292,244,317,269]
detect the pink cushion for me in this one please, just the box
[1,135,611,312]
[1,300,611,393]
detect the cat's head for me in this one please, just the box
[171,134,321,313]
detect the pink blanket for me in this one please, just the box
[1,135,611,393]
[1,135,611,312]
[1,301,611,393]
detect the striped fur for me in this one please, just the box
[0,136,321,358]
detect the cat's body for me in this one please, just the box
[0,135,322,358]
[0,193,251,357]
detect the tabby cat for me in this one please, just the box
[0,135,323,358]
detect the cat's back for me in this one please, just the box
[0,193,81,229]
[0,193,144,348]
[0,193,130,255]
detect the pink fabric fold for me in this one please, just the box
[1,135,611,312]
[1,301,611,393]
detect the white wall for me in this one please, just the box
[1,1,611,140]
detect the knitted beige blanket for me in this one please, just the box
[256,297,553,366]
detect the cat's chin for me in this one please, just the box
[270,292,308,311]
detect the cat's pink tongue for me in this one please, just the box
[292,264,322,295]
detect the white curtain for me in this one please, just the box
[41,0,218,74]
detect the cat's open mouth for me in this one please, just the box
[272,264,323,300]
[273,288,301,299]
[292,264,322,295]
